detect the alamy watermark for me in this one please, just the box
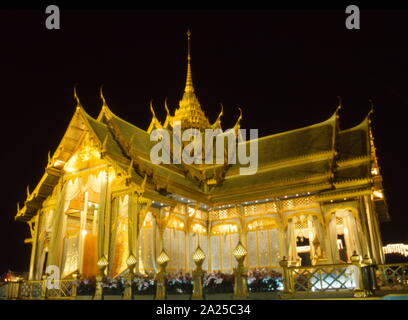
[44,6,361,31]
[44,265,60,289]
[150,121,259,175]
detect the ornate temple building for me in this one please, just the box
[16,32,389,281]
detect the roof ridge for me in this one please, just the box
[106,107,149,136]
[339,115,369,133]
[246,109,338,143]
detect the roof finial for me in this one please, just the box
[185,29,194,93]
[234,107,243,131]
[74,84,81,108]
[164,97,170,116]
[150,100,157,118]
[368,99,374,113]
[100,85,107,106]
[368,99,374,120]
[337,96,342,111]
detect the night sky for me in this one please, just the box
[0,9,407,274]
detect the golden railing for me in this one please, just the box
[375,263,408,290]
[46,280,76,299]
[4,279,77,300]
[285,263,357,294]
[5,282,20,299]
[20,280,43,299]
[4,263,407,299]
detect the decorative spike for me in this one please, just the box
[26,185,30,198]
[337,96,342,111]
[129,134,135,146]
[74,84,81,108]
[127,159,134,176]
[233,108,243,141]
[164,97,170,116]
[185,29,194,93]
[368,99,374,115]
[17,202,20,212]
[102,134,108,150]
[48,151,51,165]
[216,103,224,122]
[100,85,107,106]
[367,100,374,124]
[150,100,156,118]
[141,174,147,192]
[235,107,242,127]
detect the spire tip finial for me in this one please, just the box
[100,85,107,106]
[184,29,194,93]
[368,99,374,119]
[74,84,81,108]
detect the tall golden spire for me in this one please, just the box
[185,29,194,93]
[173,29,210,130]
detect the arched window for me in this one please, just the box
[163,215,186,271]
[189,222,208,271]
[246,218,280,268]
[210,222,240,272]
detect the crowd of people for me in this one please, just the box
[247,268,283,292]
[73,268,282,296]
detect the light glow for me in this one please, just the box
[383,243,408,257]
[373,190,384,199]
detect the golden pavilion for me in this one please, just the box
[15,32,389,282]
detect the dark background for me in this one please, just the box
[0,9,407,273]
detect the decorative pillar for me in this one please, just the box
[15,276,23,300]
[78,191,89,274]
[123,254,137,300]
[279,256,292,295]
[41,275,48,299]
[363,195,380,264]
[29,215,40,280]
[155,250,170,300]
[72,271,80,298]
[232,241,249,299]
[362,254,376,293]
[191,246,206,300]
[351,251,368,298]
[103,170,113,265]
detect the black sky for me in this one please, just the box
[0,9,407,273]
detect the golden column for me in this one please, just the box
[191,246,206,300]
[123,175,151,299]
[155,249,170,300]
[232,241,249,299]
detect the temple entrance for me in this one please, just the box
[328,208,367,263]
[287,214,320,266]
[163,215,186,272]
[210,222,240,272]
[110,195,129,278]
[61,181,102,278]
[337,234,348,263]
[296,237,311,267]
[42,252,48,276]
[246,218,280,269]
